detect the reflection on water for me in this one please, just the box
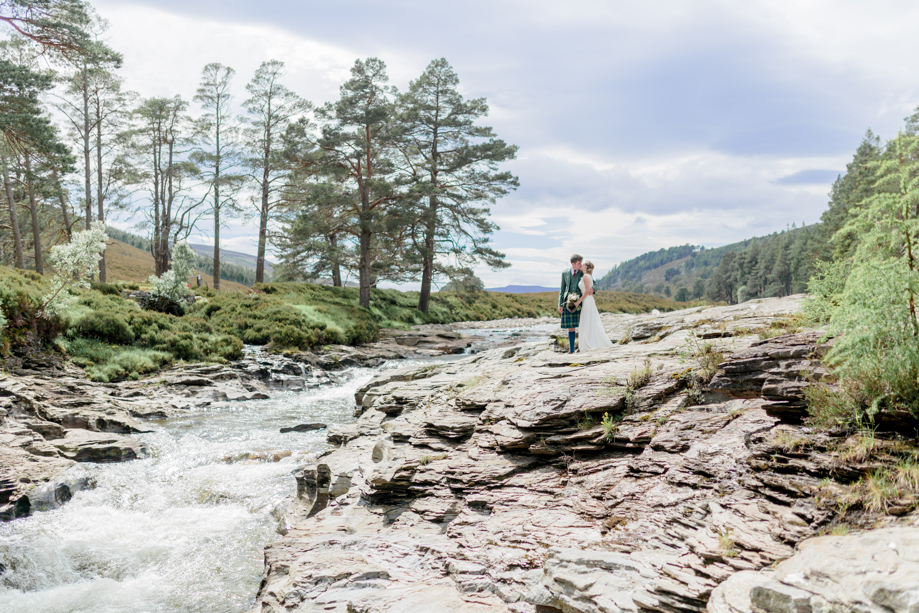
[0,361,426,613]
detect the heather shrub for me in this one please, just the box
[72,310,135,345]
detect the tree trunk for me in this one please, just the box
[95,100,106,282]
[213,129,221,290]
[255,136,271,283]
[213,188,220,291]
[23,154,42,274]
[330,233,342,287]
[82,65,92,231]
[358,187,372,309]
[52,170,72,241]
[417,196,438,313]
[2,158,24,269]
[256,195,268,285]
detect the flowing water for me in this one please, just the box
[0,361,431,613]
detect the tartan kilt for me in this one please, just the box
[560,307,581,329]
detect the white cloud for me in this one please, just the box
[86,0,919,291]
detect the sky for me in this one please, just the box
[90,0,919,288]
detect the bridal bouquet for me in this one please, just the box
[565,292,581,313]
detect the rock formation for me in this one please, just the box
[254,296,919,613]
[709,526,919,613]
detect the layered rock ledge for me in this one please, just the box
[254,296,919,613]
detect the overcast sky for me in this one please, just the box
[93,0,919,288]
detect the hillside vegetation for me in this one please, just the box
[0,266,679,381]
[597,223,822,303]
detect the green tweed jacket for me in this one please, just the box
[559,269,582,308]
[558,269,599,308]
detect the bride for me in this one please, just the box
[575,261,613,350]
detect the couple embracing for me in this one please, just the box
[558,254,613,354]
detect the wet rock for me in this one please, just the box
[280,422,327,433]
[26,476,94,512]
[51,429,147,463]
[225,450,292,463]
[293,464,331,517]
[0,355,274,520]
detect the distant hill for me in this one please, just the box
[103,238,250,293]
[188,243,274,274]
[487,285,557,294]
[105,227,269,286]
[596,224,822,302]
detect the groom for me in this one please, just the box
[558,254,594,354]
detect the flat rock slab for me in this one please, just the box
[51,429,147,463]
[253,296,873,613]
[709,526,919,613]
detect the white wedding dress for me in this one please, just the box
[578,275,613,350]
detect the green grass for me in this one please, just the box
[63,338,172,382]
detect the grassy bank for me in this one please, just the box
[0,266,681,381]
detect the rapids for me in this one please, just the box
[0,361,425,613]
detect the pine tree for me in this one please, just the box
[807,131,919,422]
[820,130,882,260]
[193,63,244,291]
[242,60,309,284]
[305,58,404,309]
[398,58,517,313]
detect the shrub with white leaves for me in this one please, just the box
[149,241,196,303]
[42,221,108,317]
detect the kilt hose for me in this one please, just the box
[560,308,581,329]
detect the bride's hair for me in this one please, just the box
[582,260,594,274]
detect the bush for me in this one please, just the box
[90,282,123,296]
[148,241,196,303]
[803,133,919,428]
[0,268,64,354]
[65,338,171,382]
[72,310,135,345]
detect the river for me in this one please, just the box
[0,360,428,613]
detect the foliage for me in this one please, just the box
[64,290,242,380]
[601,412,620,442]
[805,131,919,427]
[43,220,107,316]
[398,58,517,313]
[148,240,195,303]
[597,223,822,305]
[123,95,202,276]
[681,331,724,382]
[242,59,310,284]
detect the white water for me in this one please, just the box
[0,363,414,613]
